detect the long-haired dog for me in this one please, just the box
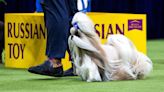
[68,12,153,82]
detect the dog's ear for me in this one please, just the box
[71,35,99,53]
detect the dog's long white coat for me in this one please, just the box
[69,12,153,82]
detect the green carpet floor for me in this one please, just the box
[0,40,164,92]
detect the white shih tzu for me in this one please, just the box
[68,12,153,82]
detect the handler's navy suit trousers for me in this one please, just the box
[43,0,77,59]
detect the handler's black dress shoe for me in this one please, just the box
[28,60,63,77]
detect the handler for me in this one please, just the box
[28,0,78,77]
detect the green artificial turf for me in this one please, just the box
[0,40,164,92]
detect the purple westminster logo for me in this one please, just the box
[128,19,143,31]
